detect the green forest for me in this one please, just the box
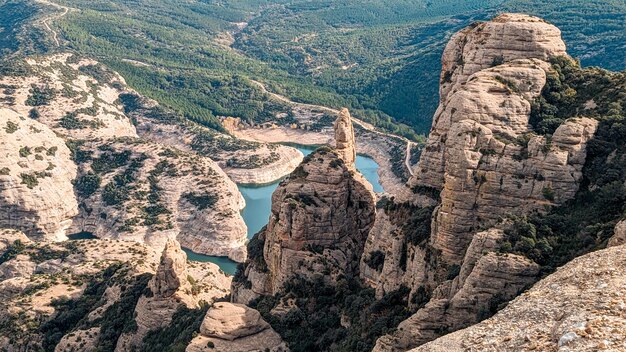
[2,0,625,137]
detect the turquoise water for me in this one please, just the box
[68,231,98,240]
[192,145,384,275]
[68,148,382,276]
[183,248,239,275]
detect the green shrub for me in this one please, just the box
[365,250,385,271]
[29,108,40,119]
[183,193,218,210]
[4,121,18,133]
[26,85,56,106]
[75,172,101,197]
[19,146,31,157]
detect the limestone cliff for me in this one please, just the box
[412,244,626,352]
[68,139,248,262]
[370,14,600,350]
[186,302,288,352]
[232,114,376,303]
[0,108,78,241]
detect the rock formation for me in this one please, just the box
[412,244,626,352]
[116,239,199,350]
[186,302,288,352]
[609,220,626,247]
[232,114,376,303]
[0,108,78,241]
[334,108,356,168]
[374,229,539,351]
[371,14,599,350]
[0,229,231,351]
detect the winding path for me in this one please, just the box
[37,0,70,47]
[250,80,416,176]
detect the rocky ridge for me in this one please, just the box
[412,244,626,352]
[0,108,78,241]
[0,54,251,260]
[364,14,600,351]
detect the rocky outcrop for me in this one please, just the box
[232,145,376,303]
[223,145,304,185]
[186,302,288,352]
[374,229,539,351]
[412,57,597,265]
[438,13,567,110]
[116,239,198,350]
[334,108,356,168]
[374,14,597,350]
[0,229,231,351]
[0,54,138,140]
[412,244,626,352]
[0,55,250,260]
[0,108,78,241]
[404,13,595,272]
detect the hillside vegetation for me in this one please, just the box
[5,0,625,137]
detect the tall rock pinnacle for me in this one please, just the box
[334,108,356,169]
[152,238,191,297]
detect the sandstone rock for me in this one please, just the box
[0,108,78,241]
[374,229,539,351]
[334,108,356,168]
[411,245,626,352]
[199,302,269,340]
[187,302,288,352]
[439,13,567,103]
[115,239,197,351]
[152,239,192,298]
[232,147,376,301]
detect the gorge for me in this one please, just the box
[0,4,625,352]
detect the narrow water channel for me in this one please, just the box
[69,145,383,276]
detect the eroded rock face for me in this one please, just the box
[232,146,376,303]
[412,58,597,266]
[373,14,597,350]
[151,239,192,298]
[186,302,288,352]
[411,244,626,352]
[334,108,356,168]
[374,229,539,351]
[406,13,595,266]
[0,229,231,350]
[231,108,376,303]
[115,239,199,351]
[0,108,78,241]
[68,139,248,262]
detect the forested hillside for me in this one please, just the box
[7,0,624,136]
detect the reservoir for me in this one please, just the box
[189,145,384,275]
